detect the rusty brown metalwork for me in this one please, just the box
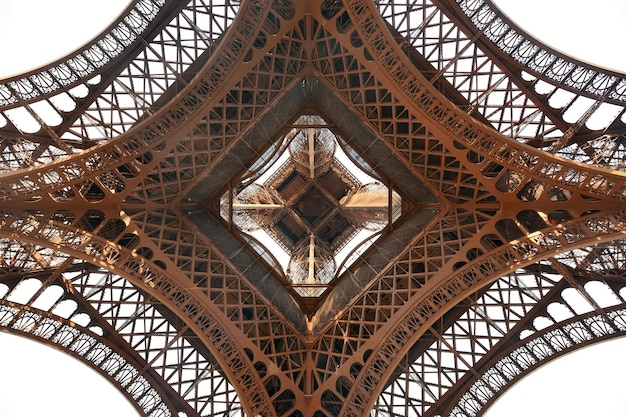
[1,1,626,417]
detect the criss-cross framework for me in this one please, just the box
[2,1,626,416]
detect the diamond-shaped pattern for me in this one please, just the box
[196,112,408,307]
[2,1,626,417]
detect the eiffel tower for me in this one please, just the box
[1,1,626,416]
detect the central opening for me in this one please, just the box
[220,115,401,297]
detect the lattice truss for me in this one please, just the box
[1,1,626,417]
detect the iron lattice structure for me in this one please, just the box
[2,1,626,416]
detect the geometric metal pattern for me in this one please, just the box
[0,300,173,417]
[217,114,402,300]
[449,305,626,417]
[1,1,626,417]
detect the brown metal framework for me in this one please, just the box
[1,1,626,416]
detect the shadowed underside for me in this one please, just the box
[1,1,626,417]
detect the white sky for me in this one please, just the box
[493,0,626,72]
[486,1,626,415]
[0,0,625,416]
[0,0,130,78]
[0,3,141,416]
[484,336,626,417]
[0,332,138,417]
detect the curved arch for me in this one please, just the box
[455,0,626,104]
[341,210,626,417]
[368,264,626,417]
[0,0,272,200]
[448,304,626,416]
[0,257,246,417]
[313,3,626,414]
[0,0,168,108]
[2,2,626,417]
[0,300,173,417]
[0,212,276,417]
[340,0,626,202]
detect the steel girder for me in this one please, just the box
[1,1,626,417]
